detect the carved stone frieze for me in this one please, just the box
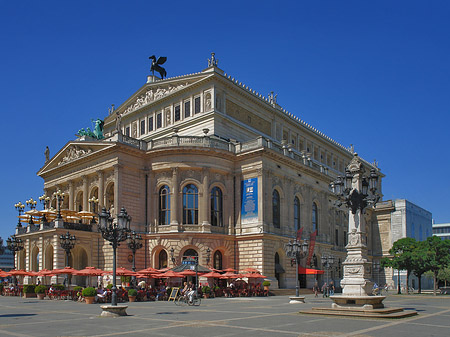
[123,83,189,114]
[155,171,170,181]
[58,146,92,166]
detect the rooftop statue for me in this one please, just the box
[149,55,167,79]
[77,119,104,140]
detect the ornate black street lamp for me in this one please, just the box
[88,196,99,224]
[322,254,335,289]
[330,167,379,214]
[284,239,309,297]
[60,231,76,286]
[14,202,25,228]
[39,194,50,223]
[53,189,64,220]
[7,235,24,284]
[206,247,211,266]
[170,247,176,264]
[127,230,142,287]
[26,198,37,225]
[98,207,130,306]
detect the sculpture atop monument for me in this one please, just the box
[149,55,167,79]
[77,119,104,140]
[44,146,50,163]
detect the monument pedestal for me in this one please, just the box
[100,305,128,317]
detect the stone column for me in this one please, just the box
[201,168,209,225]
[170,168,179,225]
[340,156,373,297]
[69,181,74,211]
[83,176,88,211]
[98,170,104,209]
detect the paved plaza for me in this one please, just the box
[0,294,449,337]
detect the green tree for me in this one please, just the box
[423,236,450,296]
[411,240,429,294]
[387,237,417,294]
[437,267,450,287]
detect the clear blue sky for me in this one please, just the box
[1,0,449,242]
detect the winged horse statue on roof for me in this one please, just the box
[149,55,167,79]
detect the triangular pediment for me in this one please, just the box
[115,72,214,118]
[38,141,115,175]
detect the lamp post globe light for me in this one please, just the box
[126,230,143,287]
[53,189,64,220]
[7,235,24,284]
[98,207,130,307]
[59,231,76,286]
[329,153,382,302]
[284,239,308,298]
[321,254,335,291]
[14,202,25,228]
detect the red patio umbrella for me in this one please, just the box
[242,273,267,278]
[73,267,104,276]
[178,270,198,277]
[137,267,160,275]
[220,272,243,279]
[222,268,238,272]
[201,271,222,278]
[0,269,9,278]
[158,267,170,273]
[51,267,78,275]
[103,267,137,276]
[8,269,30,276]
[158,270,183,278]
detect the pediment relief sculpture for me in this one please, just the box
[58,146,93,166]
[124,83,189,115]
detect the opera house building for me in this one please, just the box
[13,54,383,289]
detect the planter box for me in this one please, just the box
[23,293,37,298]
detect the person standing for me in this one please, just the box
[329,281,335,296]
[313,282,319,297]
[322,282,328,298]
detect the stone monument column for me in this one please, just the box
[340,156,373,296]
[170,168,179,226]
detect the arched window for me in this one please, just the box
[312,202,318,233]
[183,184,198,225]
[210,187,223,227]
[213,251,223,270]
[273,190,280,228]
[159,185,170,225]
[159,250,168,269]
[183,249,198,260]
[294,197,301,231]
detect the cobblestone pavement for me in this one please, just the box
[0,294,449,337]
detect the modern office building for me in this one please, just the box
[432,222,450,240]
[373,199,433,289]
[13,54,383,289]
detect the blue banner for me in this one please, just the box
[241,178,258,224]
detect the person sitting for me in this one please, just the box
[96,287,107,303]
[181,281,188,296]
[372,282,379,295]
[156,284,166,301]
[186,281,196,303]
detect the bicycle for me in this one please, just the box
[175,292,201,306]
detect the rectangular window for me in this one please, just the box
[194,96,201,114]
[148,116,154,132]
[174,105,181,121]
[156,113,162,128]
[140,120,145,136]
[125,127,130,136]
[184,101,191,118]
[335,229,339,246]
[344,231,347,246]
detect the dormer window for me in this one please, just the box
[184,100,191,118]
[194,96,201,114]
[148,116,154,132]
[175,105,181,121]
[156,113,162,128]
[125,127,130,136]
[140,120,145,136]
